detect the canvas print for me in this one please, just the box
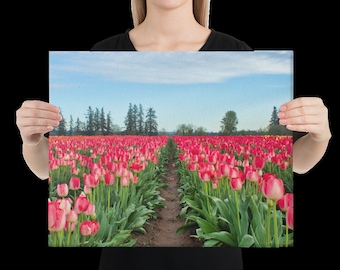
[48,51,294,248]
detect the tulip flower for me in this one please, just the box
[74,192,90,214]
[286,206,294,230]
[262,173,284,201]
[57,183,68,198]
[261,173,284,247]
[69,177,80,190]
[48,200,67,232]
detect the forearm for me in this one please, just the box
[293,133,331,174]
[22,136,49,180]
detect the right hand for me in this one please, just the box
[16,100,62,146]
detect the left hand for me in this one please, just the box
[278,97,331,142]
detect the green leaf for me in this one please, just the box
[189,216,219,234]
[201,231,237,247]
[176,222,198,235]
[238,234,255,248]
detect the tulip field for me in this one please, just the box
[48,135,294,248]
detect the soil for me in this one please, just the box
[133,149,203,247]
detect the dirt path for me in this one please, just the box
[134,146,202,247]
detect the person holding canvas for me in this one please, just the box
[15,0,332,269]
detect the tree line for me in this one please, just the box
[50,104,291,136]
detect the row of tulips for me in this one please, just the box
[48,135,169,247]
[172,135,294,247]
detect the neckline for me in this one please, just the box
[126,28,215,52]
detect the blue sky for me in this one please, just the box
[49,51,293,133]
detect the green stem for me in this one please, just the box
[66,229,72,247]
[235,190,241,236]
[285,221,289,247]
[89,188,93,204]
[58,230,64,247]
[107,186,111,209]
[52,232,57,247]
[204,182,211,213]
[266,200,272,247]
[273,201,279,247]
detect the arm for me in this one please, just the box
[292,133,330,174]
[16,100,62,180]
[22,136,50,179]
[278,97,332,174]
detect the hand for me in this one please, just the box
[16,100,62,146]
[278,97,331,142]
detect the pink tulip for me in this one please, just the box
[80,222,92,236]
[104,172,115,186]
[66,209,78,223]
[246,168,261,183]
[80,220,100,236]
[83,173,99,188]
[69,177,80,190]
[286,206,294,230]
[253,156,265,170]
[120,176,130,187]
[277,193,294,211]
[230,177,242,191]
[262,173,284,201]
[74,192,90,214]
[84,185,91,194]
[48,199,67,232]
[85,203,96,216]
[57,183,68,197]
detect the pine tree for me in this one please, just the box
[269,106,279,126]
[69,115,74,136]
[137,104,145,135]
[145,107,158,135]
[100,107,106,134]
[124,103,134,134]
[85,106,95,135]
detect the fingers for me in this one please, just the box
[16,100,62,145]
[279,97,325,112]
[278,97,331,140]
[16,100,62,125]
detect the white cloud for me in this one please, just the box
[49,50,293,84]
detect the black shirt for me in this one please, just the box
[91,29,252,51]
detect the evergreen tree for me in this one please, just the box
[94,107,100,133]
[75,117,83,135]
[100,107,106,134]
[106,111,113,134]
[124,103,134,134]
[85,106,95,135]
[145,107,158,135]
[69,115,74,136]
[269,106,279,126]
[56,110,67,135]
[137,103,145,134]
[132,104,138,134]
